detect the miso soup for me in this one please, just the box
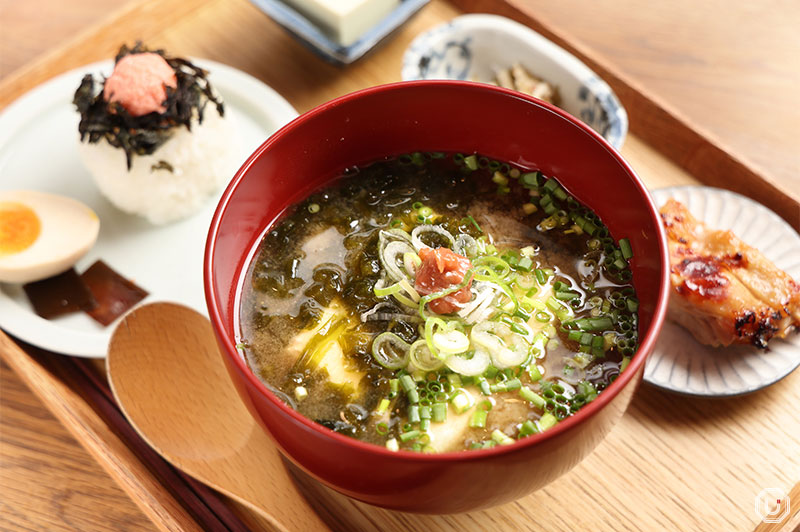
[238,152,638,453]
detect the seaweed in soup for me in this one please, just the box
[239,152,638,452]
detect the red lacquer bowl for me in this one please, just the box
[204,81,669,513]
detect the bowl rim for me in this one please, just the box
[401,13,629,150]
[204,79,669,463]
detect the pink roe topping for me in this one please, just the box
[103,53,177,116]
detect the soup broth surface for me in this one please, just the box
[239,153,638,452]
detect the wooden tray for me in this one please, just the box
[1,0,799,530]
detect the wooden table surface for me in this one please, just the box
[1,1,798,531]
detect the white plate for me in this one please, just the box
[646,186,800,396]
[0,59,298,358]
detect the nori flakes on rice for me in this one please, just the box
[74,43,240,225]
[74,42,224,169]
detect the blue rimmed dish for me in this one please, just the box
[402,14,628,150]
[249,0,429,65]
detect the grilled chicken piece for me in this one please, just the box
[660,199,800,348]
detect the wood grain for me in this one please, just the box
[451,0,800,230]
[0,332,205,532]
[513,0,800,197]
[0,0,129,77]
[0,358,153,532]
[1,0,799,530]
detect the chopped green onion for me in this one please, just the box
[528,364,543,382]
[371,332,410,369]
[491,429,515,446]
[473,255,511,279]
[389,378,399,398]
[376,398,390,414]
[542,179,559,193]
[466,215,482,233]
[450,389,473,414]
[464,154,478,171]
[521,171,542,188]
[476,376,491,395]
[373,282,402,297]
[399,430,420,442]
[407,389,419,404]
[568,316,614,332]
[470,409,488,428]
[619,238,633,259]
[432,402,447,422]
[518,420,538,438]
[546,297,574,321]
[447,373,462,388]
[520,387,546,409]
[400,374,415,393]
[307,203,320,214]
[492,171,509,186]
[538,413,558,431]
[555,290,580,301]
[567,330,583,342]
[591,335,605,350]
[432,329,470,355]
[517,256,534,271]
[408,405,420,423]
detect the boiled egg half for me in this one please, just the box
[0,190,99,284]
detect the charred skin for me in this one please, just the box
[660,199,800,349]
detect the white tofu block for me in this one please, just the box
[284,0,400,46]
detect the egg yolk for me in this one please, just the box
[0,202,41,256]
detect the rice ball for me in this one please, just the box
[77,108,239,225]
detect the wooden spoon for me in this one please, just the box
[106,302,330,532]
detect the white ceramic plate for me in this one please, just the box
[0,59,298,358]
[646,186,800,396]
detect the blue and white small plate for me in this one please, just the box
[249,0,429,65]
[401,14,628,150]
[646,186,800,397]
